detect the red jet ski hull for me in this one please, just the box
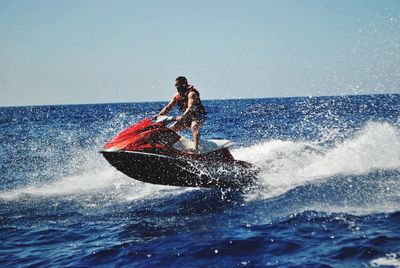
[101,118,257,189]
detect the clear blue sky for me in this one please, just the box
[1,0,399,106]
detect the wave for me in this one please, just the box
[233,121,400,213]
[0,167,192,204]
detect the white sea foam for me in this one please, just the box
[0,164,189,202]
[371,252,400,268]
[301,121,400,177]
[0,167,116,200]
[233,121,400,200]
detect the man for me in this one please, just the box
[155,76,206,153]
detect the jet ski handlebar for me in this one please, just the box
[154,115,177,124]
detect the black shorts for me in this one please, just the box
[192,112,206,124]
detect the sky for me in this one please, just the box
[0,0,399,107]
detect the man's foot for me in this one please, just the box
[186,148,198,154]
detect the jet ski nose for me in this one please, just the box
[99,147,121,154]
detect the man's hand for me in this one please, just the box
[175,115,183,121]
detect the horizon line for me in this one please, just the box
[0,92,399,109]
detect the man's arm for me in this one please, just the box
[178,91,196,121]
[156,97,176,117]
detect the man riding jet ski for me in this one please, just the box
[100,116,257,189]
[155,76,206,153]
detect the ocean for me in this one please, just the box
[0,94,399,267]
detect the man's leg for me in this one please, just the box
[171,119,189,132]
[191,120,203,152]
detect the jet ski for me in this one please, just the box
[100,116,257,189]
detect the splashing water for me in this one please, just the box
[233,120,400,213]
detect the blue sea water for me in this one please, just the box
[0,94,399,267]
